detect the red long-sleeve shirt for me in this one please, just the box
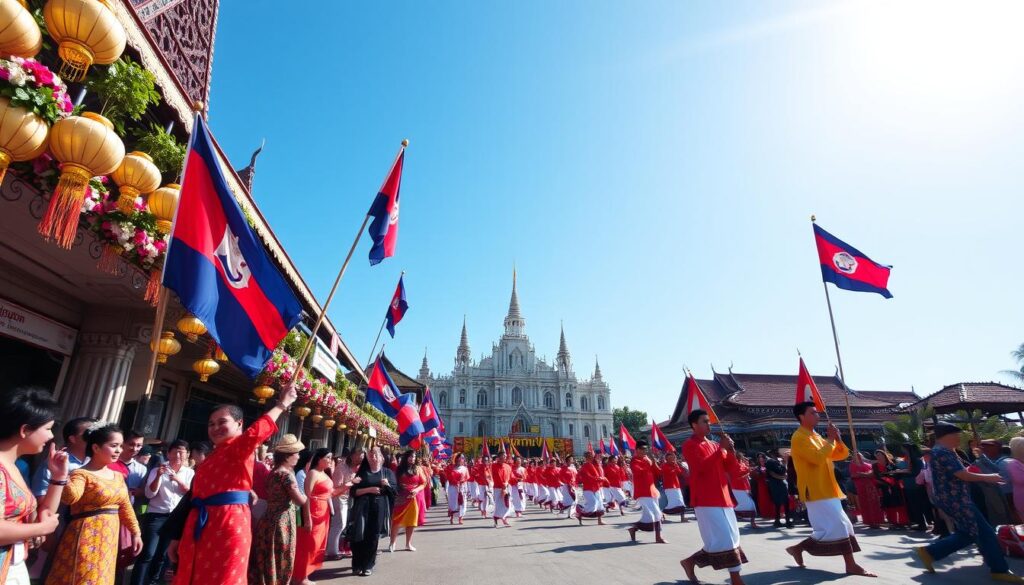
[604,462,623,487]
[729,460,751,491]
[630,456,661,499]
[683,436,737,508]
[544,465,560,487]
[660,461,685,490]
[578,461,608,492]
[491,462,512,489]
[559,466,578,489]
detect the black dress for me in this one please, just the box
[348,466,397,573]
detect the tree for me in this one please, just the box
[613,406,648,439]
[883,405,934,447]
[1001,342,1024,384]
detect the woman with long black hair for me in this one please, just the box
[347,446,396,577]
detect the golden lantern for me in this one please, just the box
[43,0,126,82]
[150,330,180,364]
[148,183,180,234]
[192,354,219,383]
[324,418,336,430]
[294,406,311,420]
[112,151,161,213]
[0,97,49,184]
[0,0,43,58]
[39,112,125,248]
[176,314,206,343]
[253,385,275,404]
[310,410,324,427]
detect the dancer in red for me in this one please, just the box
[576,452,608,525]
[445,453,469,524]
[627,441,666,544]
[491,453,513,527]
[661,452,689,522]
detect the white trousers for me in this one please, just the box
[326,496,348,556]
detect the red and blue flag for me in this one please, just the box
[618,423,637,452]
[608,436,620,457]
[598,438,606,455]
[163,114,301,378]
[366,356,424,448]
[418,387,442,434]
[367,144,406,265]
[651,420,675,452]
[813,224,892,299]
[384,275,409,337]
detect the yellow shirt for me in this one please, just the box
[790,426,849,502]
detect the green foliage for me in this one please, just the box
[133,124,185,177]
[1001,342,1024,384]
[613,406,648,439]
[86,57,160,134]
[883,405,935,447]
[278,331,313,368]
[947,409,1022,444]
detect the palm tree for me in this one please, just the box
[943,409,1022,444]
[1001,343,1024,383]
[883,405,935,447]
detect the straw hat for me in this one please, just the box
[274,434,304,454]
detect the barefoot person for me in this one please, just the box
[576,451,608,525]
[784,402,875,578]
[627,440,665,544]
[680,410,747,585]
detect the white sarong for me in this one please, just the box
[447,483,466,518]
[559,485,575,509]
[694,507,744,573]
[802,498,859,556]
[493,487,510,519]
[510,483,525,512]
[578,490,605,517]
[664,487,686,512]
[637,496,662,524]
[733,489,756,515]
[610,486,627,504]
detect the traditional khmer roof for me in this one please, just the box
[907,382,1024,415]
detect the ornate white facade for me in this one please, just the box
[417,273,613,455]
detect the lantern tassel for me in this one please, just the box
[145,271,161,306]
[0,151,10,186]
[97,244,122,274]
[38,165,91,249]
[116,186,140,214]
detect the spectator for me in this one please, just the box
[249,434,307,585]
[31,417,95,497]
[977,439,1016,525]
[1005,437,1024,523]
[111,430,148,503]
[131,439,193,585]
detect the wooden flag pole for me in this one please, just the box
[813,215,859,456]
[364,271,405,372]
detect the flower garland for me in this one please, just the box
[0,56,74,125]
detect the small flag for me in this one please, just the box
[419,387,442,434]
[499,437,507,455]
[651,420,675,452]
[598,438,606,455]
[684,374,720,424]
[509,439,521,458]
[163,114,302,378]
[813,223,892,299]
[618,424,637,452]
[796,358,827,412]
[367,144,406,265]
[365,355,425,448]
[540,438,550,460]
[384,275,409,337]
[608,436,620,457]
[482,437,491,458]
[586,439,594,454]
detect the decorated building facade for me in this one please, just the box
[419,273,612,456]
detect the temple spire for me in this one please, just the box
[503,267,526,337]
[593,356,603,381]
[418,348,430,381]
[456,316,471,368]
[556,321,572,373]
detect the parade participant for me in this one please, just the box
[558,456,578,516]
[622,455,634,499]
[445,453,469,524]
[166,382,297,585]
[661,451,689,522]
[543,458,560,512]
[348,446,397,577]
[731,453,759,529]
[599,456,614,510]
[605,457,628,515]
[46,423,143,585]
[326,448,363,560]
[294,448,336,585]
[479,455,494,517]
[914,422,1024,583]
[680,410,746,585]
[627,441,665,544]
[523,460,535,503]
[248,434,307,585]
[0,387,67,584]
[491,452,514,527]
[389,451,426,552]
[511,456,527,517]
[467,457,479,507]
[784,402,874,577]
[576,452,608,525]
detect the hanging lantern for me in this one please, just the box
[148,183,180,234]
[253,385,275,404]
[150,330,180,364]
[192,356,219,383]
[112,151,161,213]
[38,112,124,248]
[176,314,206,343]
[0,97,49,184]
[294,406,311,420]
[0,1,42,58]
[43,0,126,82]
[310,407,323,427]
[323,418,336,430]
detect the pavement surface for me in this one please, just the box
[311,499,1024,585]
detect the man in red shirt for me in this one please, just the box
[576,451,608,525]
[627,440,667,543]
[510,456,526,516]
[491,452,514,527]
[557,456,578,515]
[681,409,747,585]
[661,451,690,522]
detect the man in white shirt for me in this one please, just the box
[131,440,194,585]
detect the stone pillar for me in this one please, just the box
[57,333,137,422]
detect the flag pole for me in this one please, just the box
[294,140,408,376]
[814,215,859,456]
[141,287,170,400]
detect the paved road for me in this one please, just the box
[311,499,1023,584]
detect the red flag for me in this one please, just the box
[598,438,606,455]
[540,438,550,460]
[509,439,520,458]
[796,358,827,412]
[684,374,719,424]
[499,437,507,455]
[586,439,594,454]
[618,423,637,451]
[482,437,491,458]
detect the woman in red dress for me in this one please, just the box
[169,382,297,585]
[851,452,884,529]
[293,448,335,585]
[751,453,774,520]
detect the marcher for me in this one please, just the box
[627,440,666,544]
[679,410,747,585]
[850,452,884,529]
[914,422,1023,583]
[445,453,469,524]
[784,402,875,577]
[575,451,607,525]
[491,452,513,527]
[248,434,307,585]
[731,454,759,529]
[661,451,688,522]
[510,456,526,517]
[348,446,397,577]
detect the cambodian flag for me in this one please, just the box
[384,275,409,338]
[598,439,606,455]
[163,114,301,378]
[419,387,441,434]
[608,436,620,457]
[651,420,675,453]
[365,356,424,448]
[618,424,637,452]
[367,144,406,265]
[813,224,892,299]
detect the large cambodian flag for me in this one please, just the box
[367,145,405,265]
[163,114,301,378]
[813,224,892,298]
[418,387,442,434]
[365,356,424,448]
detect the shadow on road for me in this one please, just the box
[544,540,644,554]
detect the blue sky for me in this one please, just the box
[208,1,1024,421]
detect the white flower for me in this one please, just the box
[8,68,28,86]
